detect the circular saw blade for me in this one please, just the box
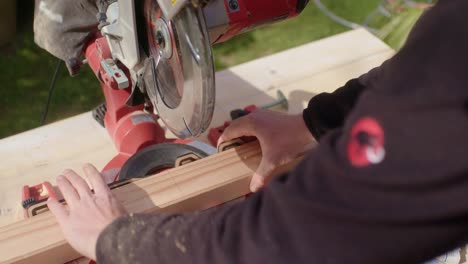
[144,1,215,139]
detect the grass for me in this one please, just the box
[0,35,103,138]
[212,0,383,69]
[0,0,422,139]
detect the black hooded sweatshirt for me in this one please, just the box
[96,1,468,263]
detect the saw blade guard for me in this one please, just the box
[144,1,215,139]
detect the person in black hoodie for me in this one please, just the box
[47,1,468,263]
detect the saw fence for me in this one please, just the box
[0,29,395,263]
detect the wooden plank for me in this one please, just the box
[0,29,394,227]
[214,28,392,105]
[215,50,395,119]
[0,141,299,264]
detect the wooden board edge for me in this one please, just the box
[0,142,301,263]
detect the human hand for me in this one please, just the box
[218,109,315,192]
[47,164,127,260]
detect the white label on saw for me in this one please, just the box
[131,115,157,125]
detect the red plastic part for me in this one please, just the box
[22,182,58,218]
[243,104,258,113]
[22,182,58,202]
[208,121,231,146]
[214,0,299,44]
[84,36,167,178]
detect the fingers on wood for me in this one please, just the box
[83,163,110,196]
[250,160,274,192]
[56,175,80,207]
[218,116,256,146]
[47,197,69,223]
[62,169,92,197]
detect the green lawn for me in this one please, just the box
[212,0,383,69]
[0,0,422,139]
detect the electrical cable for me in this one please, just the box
[313,0,363,30]
[314,0,433,34]
[41,59,62,126]
[314,0,378,34]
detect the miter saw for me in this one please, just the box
[81,0,309,181]
[23,0,308,218]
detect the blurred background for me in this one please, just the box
[0,0,433,139]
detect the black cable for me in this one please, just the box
[41,59,62,126]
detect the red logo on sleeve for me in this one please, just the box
[347,117,385,167]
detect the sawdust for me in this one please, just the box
[127,213,146,227]
[174,237,187,253]
[128,251,135,261]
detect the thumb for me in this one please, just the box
[250,159,274,192]
[217,116,255,147]
[47,197,69,224]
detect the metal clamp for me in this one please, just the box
[101,59,130,89]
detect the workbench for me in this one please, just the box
[0,28,394,228]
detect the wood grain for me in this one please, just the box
[0,29,394,227]
[0,142,299,264]
[0,28,395,262]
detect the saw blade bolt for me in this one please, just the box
[154,18,173,59]
[156,31,166,48]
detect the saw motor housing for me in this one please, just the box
[101,0,308,73]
